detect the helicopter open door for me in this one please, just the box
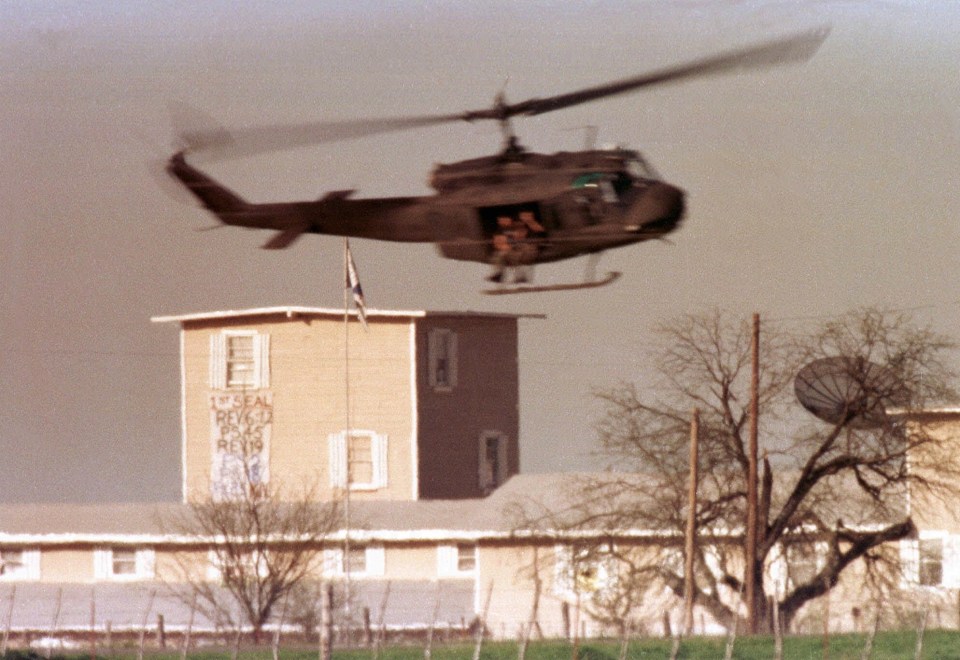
[477,202,554,246]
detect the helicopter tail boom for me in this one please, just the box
[167,151,253,225]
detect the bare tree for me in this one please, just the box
[161,473,343,643]
[520,308,959,633]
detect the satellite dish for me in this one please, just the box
[794,357,908,428]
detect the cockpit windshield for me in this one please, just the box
[626,156,655,180]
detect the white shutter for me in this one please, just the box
[375,434,389,488]
[900,539,920,586]
[323,548,344,576]
[366,546,386,576]
[136,549,156,579]
[329,433,346,488]
[255,333,271,389]
[437,545,456,577]
[427,330,438,388]
[553,545,574,596]
[93,549,111,580]
[941,535,960,588]
[23,549,41,580]
[768,544,788,594]
[497,434,509,484]
[210,334,227,389]
[448,331,458,388]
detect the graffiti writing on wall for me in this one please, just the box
[209,392,272,499]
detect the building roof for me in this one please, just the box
[151,306,545,324]
[0,471,910,545]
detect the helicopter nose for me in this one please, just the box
[628,182,685,233]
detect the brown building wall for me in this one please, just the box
[415,316,520,499]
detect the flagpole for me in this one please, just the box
[342,238,353,639]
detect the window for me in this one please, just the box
[919,538,944,586]
[323,546,385,578]
[0,548,40,581]
[111,548,137,576]
[209,331,270,390]
[553,544,615,597]
[428,328,458,391]
[94,548,155,581]
[329,431,388,490]
[786,542,821,589]
[479,431,508,494]
[438,544,477,577]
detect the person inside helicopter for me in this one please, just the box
[487,210,546,284]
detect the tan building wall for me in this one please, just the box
[172,309,521,503]
[180,313,417,502]
[39,548,94,583]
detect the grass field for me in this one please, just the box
[6,630,960,659]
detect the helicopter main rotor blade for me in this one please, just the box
[178,27,828,160]
[492,27,830,118]
[179,113,468,160]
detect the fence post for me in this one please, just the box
[319,583,333,660]
[2,585,16,656]
[137,589,156,660]
[157,613,166,649]
[181,592,196,660]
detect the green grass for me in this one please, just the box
[8,630,960,659]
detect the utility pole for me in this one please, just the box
[683,408,700,636]
[745,313,760,634]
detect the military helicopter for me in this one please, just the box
[167,27,828,293]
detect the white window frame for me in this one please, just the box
[0,548,40,581]
[323,546,385,578]
[438,543,477,577]
[785,540,826,590]
[94,547,155,581]
[553,543,616,598]
[329,430,388,491]
[427,328,458,392]
[901,530,960,589]
[479,431,509,494]
[210,331,271,391]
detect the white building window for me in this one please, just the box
[0,548,40,581]
[553,543,616,598]
[438,543,477,577]
[210,331,270,390]
[323,546,385,578]
[479,431,508,494]
[786,541,823,589]
[329,430,388,490]
[428,328,458,391]
[94,548,155,581]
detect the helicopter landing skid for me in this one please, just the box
[482,271,621,295]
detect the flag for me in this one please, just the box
[344,239,368,329]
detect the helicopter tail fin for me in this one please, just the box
[166,151,250,224]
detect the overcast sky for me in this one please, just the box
[2,1,958,503]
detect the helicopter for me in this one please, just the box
[167,27,828,293]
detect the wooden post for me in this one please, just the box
[181,592,196,660]
[1,585,15,656]
[914,608,928,660]
[89,588,96,660]
[373,582,390,660]
[772,596,783,660]
[860,610,880,660]
[683,408,700,636]
[424,583,441,660]
[745,312,760,634]
[472,581,493,660]
[362,606,371,648]
[319,583,333,660]
[157,613,166,649]
[137,589,156,660]
[272,595,288,660]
